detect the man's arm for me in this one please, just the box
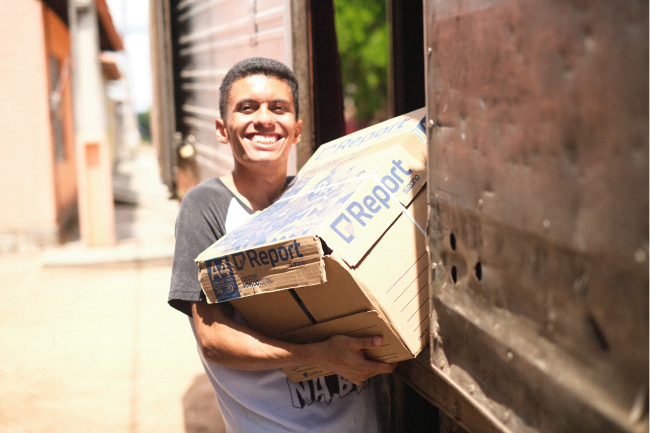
[192,301,397,385]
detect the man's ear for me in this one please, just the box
[293,119,303,144]
[215,119,229,144]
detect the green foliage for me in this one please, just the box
[334,0,388,123]
[138,110,151,142]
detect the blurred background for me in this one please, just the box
[0,0,397,432]
[0,1,646,433]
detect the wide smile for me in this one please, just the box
[245,133,283,145]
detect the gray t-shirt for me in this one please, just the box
[168,177,380,433]
[169,177,252,317]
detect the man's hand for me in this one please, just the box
[192,301,397,384]
[307,335,398,385]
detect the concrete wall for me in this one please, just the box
[0,0,58,251]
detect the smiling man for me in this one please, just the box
[168,58,395,433]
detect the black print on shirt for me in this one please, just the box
[287,375,367,409]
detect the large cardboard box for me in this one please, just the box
[196,108,430,382]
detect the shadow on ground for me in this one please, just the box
[183,374,226,433]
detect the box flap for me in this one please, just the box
[195,108,428,302]
[318,146,426,267]
[197,235,325,303]
[301,107,426,172]
[277,310,414,382]
[230,289,317,334]
[371,144,427,207]
[231,254,377,335]
[195,111,427,264]
[195,145,422,269]
[352,190,431,356]
[295,254,375,323]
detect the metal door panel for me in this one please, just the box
[425,1,648,431]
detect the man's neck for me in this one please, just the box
[223,164,288,212]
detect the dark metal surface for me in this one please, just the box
[425,0,648,432]
[388,0,425,118]
[396,349,504,433]
[289,0,315,170]
[150,0,178,194]
[308,0,345,147]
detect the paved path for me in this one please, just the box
[0,146,222,433]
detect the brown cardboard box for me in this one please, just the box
[196,108,430,382]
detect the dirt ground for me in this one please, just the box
[0,147,225,433]
[0,254,226,433]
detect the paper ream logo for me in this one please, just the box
[229,240,305,270]
[329,159,413,244]
[206,256,241,302]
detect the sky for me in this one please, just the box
[105,0,152,113]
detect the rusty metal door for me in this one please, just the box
[423,1,648,432]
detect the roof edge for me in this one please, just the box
[95,0,123,51]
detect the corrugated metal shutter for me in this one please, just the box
[174,0,292,181]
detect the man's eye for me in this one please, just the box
[240,105,253,113]
[272,105,287,112]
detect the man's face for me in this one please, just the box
[216,75,302,170]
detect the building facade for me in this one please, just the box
[0,0,123,252]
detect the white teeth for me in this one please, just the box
[251,135,278,144]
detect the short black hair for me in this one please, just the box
[219,57,299,120]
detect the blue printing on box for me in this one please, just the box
[415,116,427,141]
[312,114,423,161]
[206,256,241,302]
[210,177,365,255]
[203,116,426,259]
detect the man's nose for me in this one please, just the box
[253,105,273,127]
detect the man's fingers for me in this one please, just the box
[343,361,398,385]
[381,361,399,374]
[343,335,384,350]
[318,335,399,384]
